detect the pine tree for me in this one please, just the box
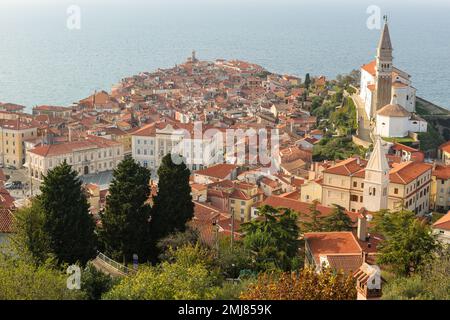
[39,161,97,266]
[322,204,353,232]
[100,156,152,264]
[150,154,194,246]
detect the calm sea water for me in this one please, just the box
[0,0,449,110]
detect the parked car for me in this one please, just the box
[5,181,23,190]
[4,182,14,189]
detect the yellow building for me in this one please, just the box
[438,141,450,165]
[0,120,38,168]
[321,157,432,215]
[207,179,263,223]
[430,165,450,212]
[229,183,262,222]
[300,179,323,203]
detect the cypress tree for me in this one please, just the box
[39,161,97,266]
[150,154,194,245]
[100,156,152,264]
[304,73,311,90]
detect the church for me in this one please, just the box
[359,19,427,138]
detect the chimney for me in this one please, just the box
[357,209,368,242]
[361,251,368,263]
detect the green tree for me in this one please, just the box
[240,205,300,272]
[81,265,115,300]
[39,162,97,266]
[100,156,152,264]
[299,200,325,233]
[304,73,311,90]
[150,154,194,248]
[0,254,82,300]
[322,204,353,231]
[9,199,53,266]
[213,237,253,279]
[240,267,356,300]
[382,253,450,300]
[103,245,220,300]
[374,209,439,276]
[157,227,200,261]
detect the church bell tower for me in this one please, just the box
[363,137,390,212]
[373,16,393,117]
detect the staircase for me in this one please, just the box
[91,252,136,277]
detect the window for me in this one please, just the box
[360,196,363,202]
[394,188,398,194]
[353,181,357,188]
[351,195,358,202]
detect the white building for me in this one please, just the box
[131,121,223,172]
[375,96,427,138]
[27,135,124,180]
[363,137,390,212]
[359,21,417,121]
[432,211,450,245]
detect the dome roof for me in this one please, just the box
[377,103,410,117]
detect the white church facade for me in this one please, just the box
[359,20,427,138]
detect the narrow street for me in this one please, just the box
[351,94,372,143]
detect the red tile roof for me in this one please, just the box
[258,195,359,224]
[433,165,450,180]
[0,187,15,209]
[324,158,367,177]
[361,60,376,76]
[0,208,14,233]
[194,164,238,180]
[304,231,362,263]
[131,123,156,137]
[433,211,450,231]
[389,161,432,184]
[28,135,121,157]
[392,142,419,153]
[440,141,450,154]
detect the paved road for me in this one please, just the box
[352,94,372,143]
[2,168,41,199]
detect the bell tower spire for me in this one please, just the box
[363,137,390,212]
[372,18,393,117]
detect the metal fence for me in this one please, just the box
[96,251,136,275]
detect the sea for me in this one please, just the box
[0,0,449,111]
